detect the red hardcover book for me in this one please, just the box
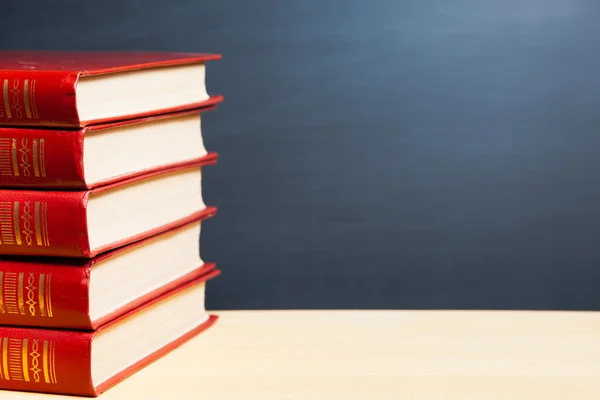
[0,160,217,258]
[0,51,222,128]
[0,216,215,330]
[0,106,218,189]
[0,274,219,397]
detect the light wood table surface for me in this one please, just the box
[1,310,600,399]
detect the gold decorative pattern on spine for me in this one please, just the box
[21,339,29,382]
[0,272,51,319]
[21,202,33,246]
[0,338,3,379]
[42,341,50,383]
[23,80,31,119]
[0,202,15,245]
[45,274,52,318]
[38,274,45,317]
[27,202,49,247]
[42,202,49,246]
[25,273,36,316]
[30,340,40,383]
[7,338,22,381]
[17,272,24,315]
[2,338,8,380]
[0,137,45,179]
[50,341,56,384]
[0,338,54,384]
[4,273,18,314]
[10,80,22,120]
[0,138,11,177]
[2,80,10,119]
[34,202,42,246]
[31,80,38,119]
[0,338,58,384]
[0,81,3,119]
[10,139,18,177]
[19,139,31,177]
[39,139,45,177]
[13,201,21,246]
[32,139,39,177]
[0,272,4,313]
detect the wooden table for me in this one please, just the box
[1,310,600,399]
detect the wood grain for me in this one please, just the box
[1,310,600,399]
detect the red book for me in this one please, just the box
[0,51,222,128]
[0,274,219,397]
[0,160,217,258]
[0,216,215,330]
[0,106,218,189]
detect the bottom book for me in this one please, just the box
[0,272,220,397]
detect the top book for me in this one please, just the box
[0,51,222,128]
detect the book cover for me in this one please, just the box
[0,160,217,258]
[0,107,217,189]
[0,262,218,331]
[0,51,222,128]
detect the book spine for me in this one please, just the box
[0,190,90,257]
[0,71,81,128]
[0,128,85,188]
[0,326,94,396]
[0,262,91,329]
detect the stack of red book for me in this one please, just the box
[0,51,223,396]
